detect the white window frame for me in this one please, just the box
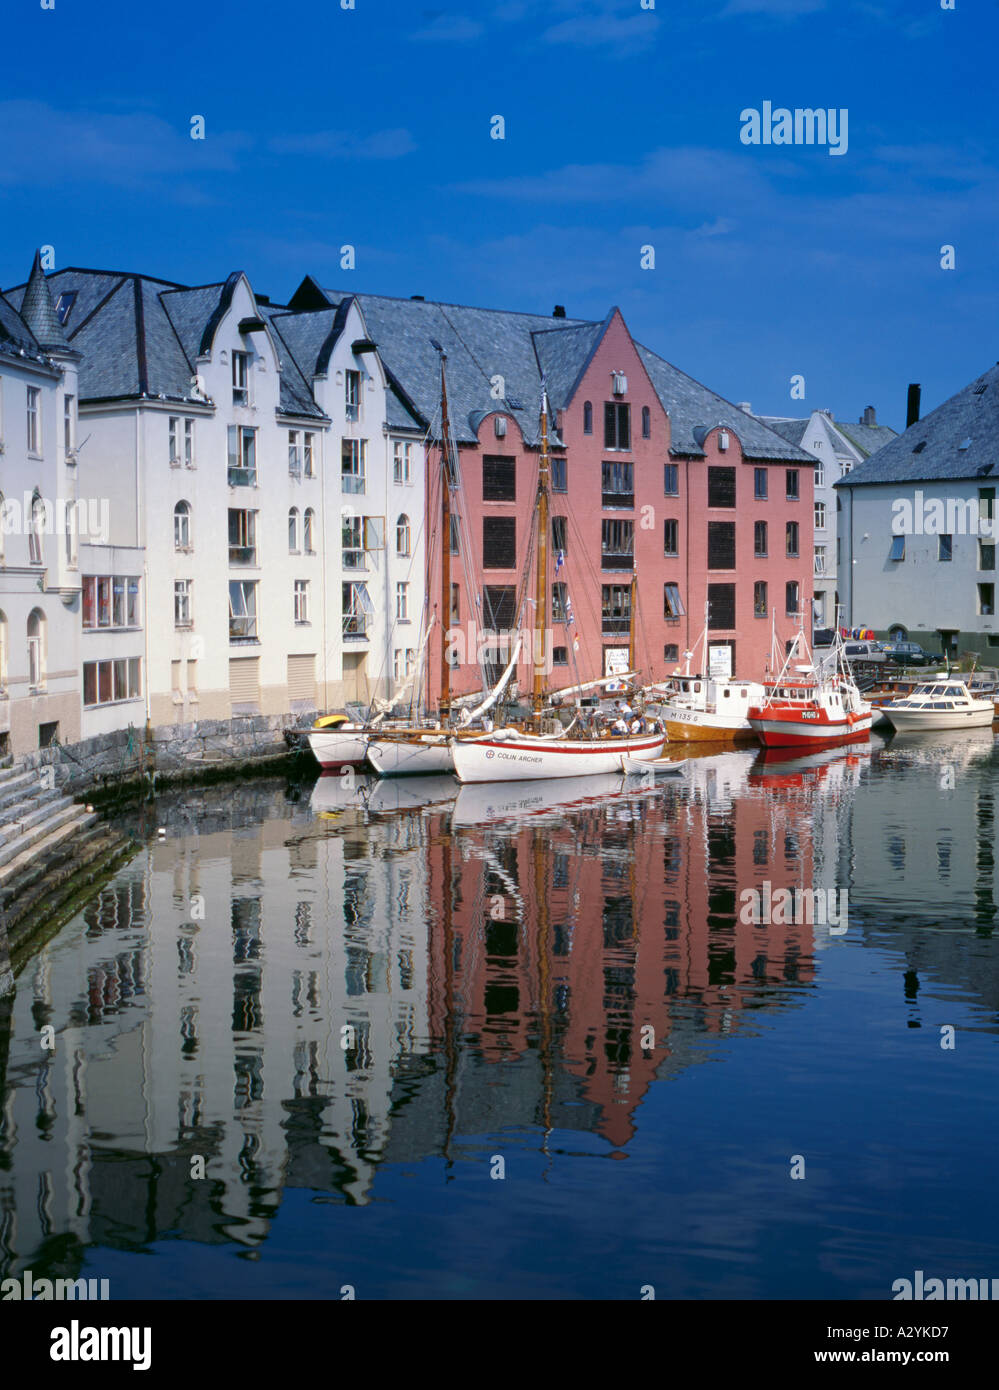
[232,350,249,405]
[294,579,310,624]
[26,386,41,455]
[174,579,192,628]
[396,581,409,622]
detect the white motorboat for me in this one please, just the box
[881,675,996,732]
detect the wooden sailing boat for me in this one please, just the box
[366,347,503,777]
[450,391,666,784]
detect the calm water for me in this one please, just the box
[2,730,998,1300]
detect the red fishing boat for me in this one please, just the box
[747,627,873,749]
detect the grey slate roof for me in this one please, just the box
[834,420,898,459]
[322,287,812,461]
[759,417,810,448]
[3,267,326,419]
[0,292,38,352]
[20,250,71,352]
[837,362,999,488]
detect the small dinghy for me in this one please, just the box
[620,753,687,776]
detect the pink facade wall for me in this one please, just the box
[427,308,813,704]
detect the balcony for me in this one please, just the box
[228,467,257,488]
[602,616,631,635]
[602,490,634,510]
[601,551,634,571]
[229,545,257,565]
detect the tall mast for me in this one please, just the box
[628,569,638,675]
[532,390,551,719]
[439,351,452,721]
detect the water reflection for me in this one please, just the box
[1,733,998,1296]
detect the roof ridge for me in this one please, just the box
[326,287,593,325]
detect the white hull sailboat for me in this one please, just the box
[451,727,665,783]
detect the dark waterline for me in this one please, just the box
[2,731,998,1300]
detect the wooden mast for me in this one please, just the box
[628,570,638,677]
[439,352,452,722]
[532,391,551,721]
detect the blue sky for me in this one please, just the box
[2,0,996,429]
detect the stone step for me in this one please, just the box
[0,792,71,846]
[3,823,133,937]
[0,784,63,825]
[0,771,46,811]
[0,804,91,876]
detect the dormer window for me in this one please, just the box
[55,292,76,327]
[345,370,361,421]
[232,351,249,405]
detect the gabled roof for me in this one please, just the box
[834,419,898,459]
[2,266,326,419]
[837,363,999,488]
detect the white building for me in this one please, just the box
[2,261,430,735]
[836,364,999,662]
[751,405,896,629]
[0,255,84,758]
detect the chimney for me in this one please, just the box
[861,406,876,427]
[906,384,921,428]
[553,304,566,318]
[736,401,753,414]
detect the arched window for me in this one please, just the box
[641,405,651,439]
[174,500,191,550]
[0,610,7,692]
[583,401,593,434]
[289,507,300,552]
[27,608,45,689]
[396,514,411,556]
[29,491,45,564]
[303,507,315,554]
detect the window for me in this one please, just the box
[814,461,825,487]
[232,351,249,404]
[482,585,516,632]
[602,460,634,508]
[83,657,141,707]
[604,402,630,450]
[112,577,126,628]
[64,395,75,452]
[754,580,767,617]
[29,493,45,563]
[979,487,995,523]
[449,514,460,555]
[229,580,258,639]
[707,521,736,569]
[483,516,516,569]
[641,405,651,439]
[552,582,568,621]
[345,369,361,420]
[583,401,593,434]
[786,521,799,558]
[289,507,300,553]
[978,583,995,616]
[664,463,679,496]
[54,290,76,326]
[127,577,139,628]
[450,583,461,624]
[393,441,413,484]
[396,514,411,556]
[174,500,191,550]
[342,581,372,638]
[228,509,257,564]
[939,534,953,562]
[602,584,632,635]
[786,580,800,615]
[786,469,799,500]
[169,416,180,463]
[707,467,736,508]
[26,386,41,453]
[814,546,827,575]
[342,439,366,493]
[979,539,995,571]
[27,609,44,688]
[664,643,679,662]
[754,468,768,500]
[303,508,315,553]
[553,646,568,665]
[396,581,409,621]
[601,518,634,569]
[304,432,316,477]
[551,515,568,554]
[342,515,364,569]
[175,579,192,628]
[551,456,567,492]
[754,520,768,557]
[483,456,516,501]
[288,430,303,476]
[708,584,735,629]
[294,579,310,624]
[227,426,257,486]
[814,501,826,530]
[889,535,905,562]
[664,518,678,557]
[663,583,685,619]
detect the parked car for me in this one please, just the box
[883,641,943,667]
[842,640,887,663]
